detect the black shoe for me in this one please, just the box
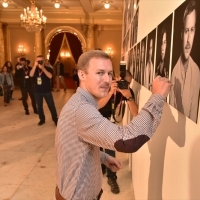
[18,97,22,100]
[107,177,120,194]
[25,110,30,115]
[64,88,67,92]
[38,120,45,126]
[34,110,38,114]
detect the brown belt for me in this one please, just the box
[55,186,103,200]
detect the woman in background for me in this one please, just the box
[0,65,14,106]
[73,64,79,89]
[4,61,15,100]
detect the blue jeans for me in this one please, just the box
[34,92,57,122]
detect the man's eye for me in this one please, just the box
[97,72,104,75]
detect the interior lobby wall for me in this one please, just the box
[8,24,122,72]
[9,25,35,66]
[122,0,200,199]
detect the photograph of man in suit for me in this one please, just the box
[170,0,200,122]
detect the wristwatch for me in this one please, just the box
[127,97,134,101]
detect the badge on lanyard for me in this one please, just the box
[37,77,42,85]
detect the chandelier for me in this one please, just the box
[20,0,47,32]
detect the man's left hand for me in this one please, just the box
[104,155,123,172]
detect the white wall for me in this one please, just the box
[123,0,200,199]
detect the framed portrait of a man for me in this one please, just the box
[170,0,200,123]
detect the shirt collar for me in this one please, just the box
[77,87,98,109]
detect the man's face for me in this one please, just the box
[17,57,20,63]
[182,10,196,60]
[20,60,26,66]
[81,58,113,100]
[161,32,167,60]
[149,39,153,61]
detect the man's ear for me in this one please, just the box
[78,70,85,80]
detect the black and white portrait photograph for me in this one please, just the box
[134,8,139,45]
[140,37,147,85]
[170,0,200,123]
[123,0,128,38]
[130,21,135,49]
[155,14,173,78]
[135,42,141,83]
[144,28,156,90]
[128,48,134,74]
[133,45,137,79]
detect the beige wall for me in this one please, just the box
[8,24,122,74]
[122,0,200,199]
[9,25,35,67]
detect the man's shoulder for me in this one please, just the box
[189,56,199,71]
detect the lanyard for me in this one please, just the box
[23,67,29,76]
[38,69,43,77]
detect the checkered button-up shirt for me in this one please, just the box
[55,87,165,200]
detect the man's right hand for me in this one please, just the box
[152,76,172,98]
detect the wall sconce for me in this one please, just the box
[18,45,26,56]
[52,0,62,8]
[1,0,11,8]
[102,1,112,9]
[105,47,113,58]
[60,52,71,57]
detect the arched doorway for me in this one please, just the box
[44,26,86,89]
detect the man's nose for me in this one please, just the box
[103,74,111,82]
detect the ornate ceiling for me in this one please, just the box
[0,0,123,25]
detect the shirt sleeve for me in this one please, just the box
[76,94,165,153]
[100,151,108,164]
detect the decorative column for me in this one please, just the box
[3,23,11,62]
[0,22,5,67]
[34,30,43,57]
[86,24,95,51]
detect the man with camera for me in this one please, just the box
[30,55,58,126]
[55,50,172,200]
[15,57,37,115]
[98,69,138,194]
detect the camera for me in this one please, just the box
[37,60,43,65]
[117,61,129,89]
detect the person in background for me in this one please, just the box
[0,66,14,106]
[45,59,54,91]
[98,70,138,194]
[54,58,67,92]
[4,61,15,100]
[15,57,37,115]
[15,56,23,100]
[30,55,58,126]
[73,64,79,89]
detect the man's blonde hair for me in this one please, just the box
[77,50,110,73]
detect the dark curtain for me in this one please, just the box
[49,32,83,66]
